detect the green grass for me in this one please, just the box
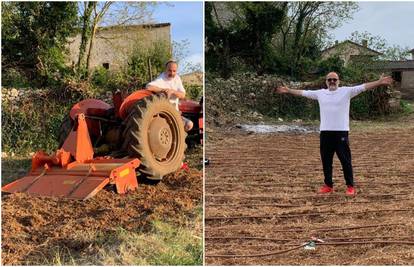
[1,157,32,184]
[37,217,203,266]
[400,99,414,114]
[49,247,78,266]
[184,145,203,170]
[98,218,202,265]
[350,102,414,131]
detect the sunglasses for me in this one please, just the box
[326,78,338,82]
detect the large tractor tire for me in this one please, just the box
[58,116,73,148]
[122,94,187,180]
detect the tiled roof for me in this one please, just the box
[322,40,383,55]
[368,60,414,70]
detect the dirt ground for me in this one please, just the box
[1,147,202,265]
[205,124,414,265]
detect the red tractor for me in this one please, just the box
[2,89,203,200]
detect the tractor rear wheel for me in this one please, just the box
[122,94,187,180]
[58,116,73,148]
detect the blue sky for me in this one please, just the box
[332,2,414,49]
[153,2,203,73]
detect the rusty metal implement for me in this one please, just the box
[2,113,140,200]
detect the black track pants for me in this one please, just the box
[320,131,354,187]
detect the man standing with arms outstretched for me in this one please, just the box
[276,72,393,195]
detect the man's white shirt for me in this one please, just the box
[302,85,366,131]
[147,72,185,110]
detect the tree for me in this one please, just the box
[85,2,112,75]
[276,2,359,77]
[349,31,411,61]
[228,2,286,74]
[384,45,411,61]
[77,1,158,77]
[205,2,359,79]
[205,2,286,77]
[173,39,202,74]
[1,2,20,67]
[77,2,95,74]
[205,2,232,77]
[1,2,78,85]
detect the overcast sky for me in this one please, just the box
[331,1,414,48]
[143,1,414,73]
[153,2,203,74]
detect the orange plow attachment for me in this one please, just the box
[2,158,140,200]
[2,113,141,200]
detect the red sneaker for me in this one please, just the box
[318,185,333,194]
[346,186,356,196]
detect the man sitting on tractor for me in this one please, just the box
[146,60,194,131]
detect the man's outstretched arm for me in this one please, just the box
[274,86,304,96]
[364,74,394,91]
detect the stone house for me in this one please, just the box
[181,71,203,86]
[370,52,414,100]
[321,40,382,66]
[67,23,171,71]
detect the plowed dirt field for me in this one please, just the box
[2,155,202,265]
[205,126,414,265]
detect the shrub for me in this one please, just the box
[185,85,203,101]
[1,88,90,156]
[91,67,110,88]
[206,71,401,126]
[1,68,31,88]
[351,86,394,119]
[127,40,171,87]
[317,56,345,76]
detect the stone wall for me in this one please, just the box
[401,70,414,99]
[1,88,108,107]
[66,24,171,71]
[181,71,203,86]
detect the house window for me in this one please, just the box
[103,63,109,70]
[392,71,402,82]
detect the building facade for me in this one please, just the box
[371,60,414,99]
[321,40,382,66]
[67,23,171,71]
